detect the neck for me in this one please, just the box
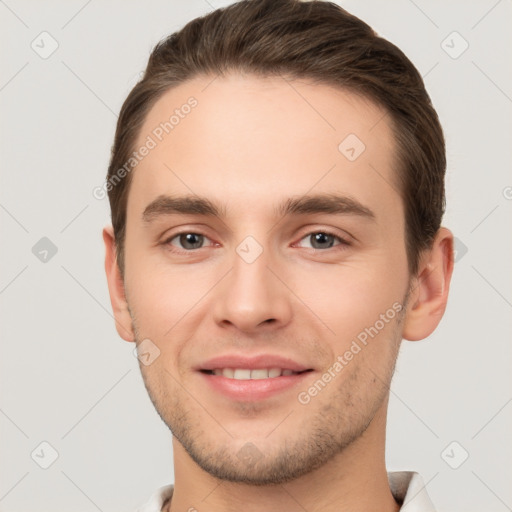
[167,401,399,512]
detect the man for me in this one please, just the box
[103,0,454,510]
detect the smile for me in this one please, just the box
[203,368,308,379]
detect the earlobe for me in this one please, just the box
[102,225,135,342]
[402,227,454,341]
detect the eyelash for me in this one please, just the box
[162,229,351,253]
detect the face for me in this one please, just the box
[120,74,412,484]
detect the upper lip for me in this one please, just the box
[197,354,312,372]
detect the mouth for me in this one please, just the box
[196,354,315,400]
[200,368,313,379]
[198,362,314,400]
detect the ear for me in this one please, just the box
[402,227,454,341]
[103,225,135,342]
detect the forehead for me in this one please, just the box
[129,73,400,221]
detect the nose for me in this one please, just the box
[212,244,293,334]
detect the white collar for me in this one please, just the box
[136,471,436,511]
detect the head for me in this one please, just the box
[104,0,453,485]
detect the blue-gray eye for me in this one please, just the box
[175,233,204,250]
[310,232,335,249]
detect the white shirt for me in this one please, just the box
[135,471,436,511]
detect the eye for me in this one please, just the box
[165,232,209,251]
[296,231,349,250]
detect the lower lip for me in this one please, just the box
[198,371,312,401]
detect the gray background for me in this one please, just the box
[1,0,511,511]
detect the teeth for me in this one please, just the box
[250,369,269,380]
[233,369,251,380]
[210,368,299,379]
[268,367,282,378]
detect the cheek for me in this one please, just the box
[291,256,407,348]
[285,220,408,342]
[125,251,219,343]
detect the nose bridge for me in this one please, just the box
[212,234,292,331]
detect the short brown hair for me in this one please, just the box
[106,0,446,277]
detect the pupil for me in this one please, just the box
[312,233,333,249]
[181,233,203,249]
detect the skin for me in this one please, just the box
[104,73,454,512]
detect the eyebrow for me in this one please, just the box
[141,193,375,223]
